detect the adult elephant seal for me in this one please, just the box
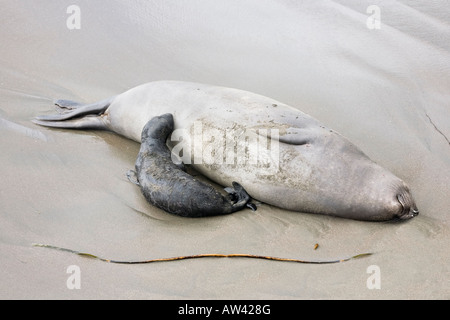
[33,80,419,221]
[127,113,256,217]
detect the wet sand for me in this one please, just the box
[0,0,449,299]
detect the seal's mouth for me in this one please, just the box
[397,193,419,220]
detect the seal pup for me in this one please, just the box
[33,81,419,221]
[127,113,256,217]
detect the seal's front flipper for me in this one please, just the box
[225,182,257,212]
[126,170,140,186]
[246,202,257,211]
[256,126,311,146]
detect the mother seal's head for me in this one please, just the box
[274,121,420,221]
[367,179,419,221]
[316,148,420,221]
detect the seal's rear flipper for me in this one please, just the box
[54,99,85,110]
[32,116,107,130]
[33,96,115,130]
[35,97,113,122]
[225,182,257,212]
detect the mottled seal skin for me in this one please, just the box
[127,113,255,217]
[33,80,419,221]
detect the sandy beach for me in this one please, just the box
[0,0,449,299]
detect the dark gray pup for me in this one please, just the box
[127,113,256,217]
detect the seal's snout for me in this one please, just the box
[395,184,419,220]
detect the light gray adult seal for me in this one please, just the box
[33,80,419,221]
[127,113,256,217]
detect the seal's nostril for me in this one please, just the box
[396,191,419,220]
